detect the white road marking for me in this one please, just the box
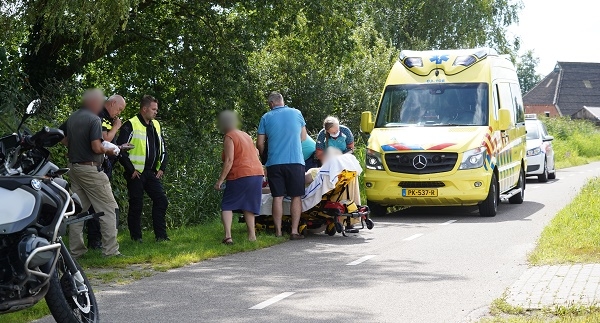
[249,292,295,309]
[403,233,424,241]
[346,255,376,266]
[439,220,457,226]
[567,174,574,177]
[529,185,541,189]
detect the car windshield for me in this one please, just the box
[375,83,489,127]
[526,122,540,140]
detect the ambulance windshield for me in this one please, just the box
[376,83,489,127]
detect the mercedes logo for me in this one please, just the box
[412,155,428,170]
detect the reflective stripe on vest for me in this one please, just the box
[127,117,164,172]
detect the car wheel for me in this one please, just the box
[538,160,549,182]
[479,172,498,217]
[509,168,526,204]
[548,162,556,180]
[367,201,387,216]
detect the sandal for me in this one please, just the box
[222,237,234,245]
[290,234,305,240]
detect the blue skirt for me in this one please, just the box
[221,175,263,215]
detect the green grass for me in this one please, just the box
[1,218,285,323]
[76,218,285,271]
[482,298,600,323]
[529,177,600,265]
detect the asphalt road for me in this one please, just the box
[36,162,600,323]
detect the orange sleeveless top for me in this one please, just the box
[223,130,264,180]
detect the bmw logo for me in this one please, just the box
[31,179,42,191]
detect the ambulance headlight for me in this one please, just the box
[459,147,485,170]
[366,149,384,170]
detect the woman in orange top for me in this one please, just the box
[214,111,264,244]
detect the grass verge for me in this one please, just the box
[528,177,600,265]
[543,117,600,169]
[482,297,600,322]
[1,218,286,323]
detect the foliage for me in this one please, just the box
[517,50,542,95]
[541,117,600,168]
[0,0,524,229]
[529,178,600,265]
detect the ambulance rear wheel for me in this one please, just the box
[509,168,525,204]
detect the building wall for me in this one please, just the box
[524,104,560,117]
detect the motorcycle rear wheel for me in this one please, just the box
[45,254,99,323]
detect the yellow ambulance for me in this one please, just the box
[360,48,526,217]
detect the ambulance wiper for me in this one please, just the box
[425,123,465,126]
[385,123,410,127]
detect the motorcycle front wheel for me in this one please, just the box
[45,254,99,323]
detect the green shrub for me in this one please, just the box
[541,117,600,168]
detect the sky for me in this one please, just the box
[508,0,600,76]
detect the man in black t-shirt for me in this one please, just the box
[61,89,122,258]
[86,95,126,249]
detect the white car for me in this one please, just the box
[525,117,556,182]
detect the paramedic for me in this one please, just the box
[256,91,307,240]
[315,116,355,162]
[302,136,317,171]
[214,110,263,244]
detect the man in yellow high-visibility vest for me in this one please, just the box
[117,95,170,242]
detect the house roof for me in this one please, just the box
[580,106,600,120]
[523,62,600,116]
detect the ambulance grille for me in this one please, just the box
[385,152,458,175]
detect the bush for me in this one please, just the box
[541,117,600,168]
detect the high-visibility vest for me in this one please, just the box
[127,117,164,172]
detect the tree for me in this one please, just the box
[0,0,525,227]
[517,50,542,95]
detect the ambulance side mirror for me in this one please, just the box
[361,111,375,134]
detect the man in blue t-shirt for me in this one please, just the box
[257,92,307,240]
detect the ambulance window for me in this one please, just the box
[510,83,525,124]
[493,84,499,120]
[497,83,515,123]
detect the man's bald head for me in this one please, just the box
[105,94,126,118]
[82,88,105,114]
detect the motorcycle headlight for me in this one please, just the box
[527,147,542,157]
[459,147,485,170]
[366,149,384,170]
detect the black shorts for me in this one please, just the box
[267,164,305,198]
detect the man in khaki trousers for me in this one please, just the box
[61,89,122,258]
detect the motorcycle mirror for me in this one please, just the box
[17,99,41,140]
[26,99,41,115]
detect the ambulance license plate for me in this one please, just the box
[402,189,438,197]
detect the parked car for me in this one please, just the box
[525,114,556,182]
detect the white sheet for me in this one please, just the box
[259,154,363,215]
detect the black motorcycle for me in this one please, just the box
[0,100,100,322]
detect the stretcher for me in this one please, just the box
[243,154,374,236]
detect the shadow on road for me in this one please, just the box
[372,200,545,224]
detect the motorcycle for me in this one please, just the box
[0,100,100,322]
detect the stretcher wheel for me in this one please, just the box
[325,223,336,236]
[334,222,343,233]
[299,225,308,236]
[365,219,374,230]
